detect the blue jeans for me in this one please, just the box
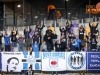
[47,43,51,52]
[12,42,17,47]
[18,45,24,51]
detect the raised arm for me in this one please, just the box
[38,38,40,45]
[89,23,91,28]
[95,23,98,28]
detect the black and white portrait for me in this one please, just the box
[2,52,24,72]
[7,57,19,72]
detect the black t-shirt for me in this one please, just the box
[79,30,84,40]
[91,41,97,49]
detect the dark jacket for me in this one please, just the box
[59,27,66,36]
[70,43,76,51]
[55,43,61,52]
[36,25,45,36]
[60,39,66,51]
[11,31,18,42]
[66,26,70,33]
[43,34,52,43]
[46,29,52,35]
[24,29,31,39]
[32,35,39,42]
[0,34,3,44]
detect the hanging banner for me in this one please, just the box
[29,30,34,38]
[23,52,41,70]
[87,52,100,70]
[2,52,41,72]
[41,52,67,71]
[1,52,26,72]
[67,52,86,71]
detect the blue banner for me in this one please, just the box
[87,52,100,70]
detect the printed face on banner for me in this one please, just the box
[67,52,86,70]
[2,52,25,72]
[7,57,19,71]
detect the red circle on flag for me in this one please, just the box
[51,60,57,65]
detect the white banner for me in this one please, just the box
[67,52,86,71]
[42,52,67,71]
[1,52,41,72]
[28,52,41,70]
[2,52,25,72]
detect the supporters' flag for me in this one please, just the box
[67,52,86,71]
[87,52,100,70]
[22,52,41,70]
[2,52,25,72]
[41,52,67,71]
[29,30,34,38]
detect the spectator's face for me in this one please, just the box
[38,25,40,28]
[92,23,95,27]
[80,28,83,31]
[71,40,74,43]
[19,34,22,37]
[48,27,50,30]
[76,36,79,39]
[62,28,64,31]
[92,38,95,41]
[26,28,28,31]
[8,59,18,71]
[36,28,38,31]
[35,41,37,44]
[35,32,37,35]
[6,34,8,36]
[81,25,83,28]
[66,23,69,26]
[72,34,74,36]
[43,41,46,44]
[29,68,31,71]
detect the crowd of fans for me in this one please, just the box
[0,21,100,52]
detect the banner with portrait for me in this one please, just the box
[1,52,41,72]
[67,52,86,71]
[41,52,67,71]
[1,52,26,72]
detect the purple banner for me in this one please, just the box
[29,30,34,37]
